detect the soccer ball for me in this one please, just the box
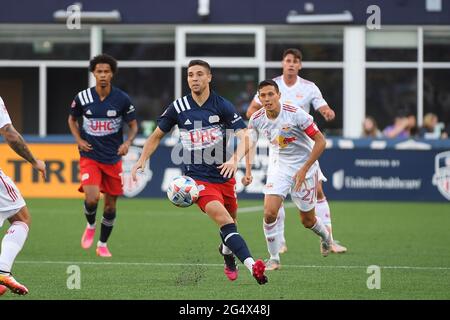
[167,176,199,207]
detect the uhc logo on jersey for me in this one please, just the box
[180,126,223,150]
[83,116,122,136]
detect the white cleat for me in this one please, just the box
[279,243,288,254]
[265,259,281,271]
[331,240,347,254]
[320,236,332,257]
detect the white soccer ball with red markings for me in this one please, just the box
[167,176,199,207]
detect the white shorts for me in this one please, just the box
[0,169,26,227]
[263,169,319,212]
[318,165,327,182]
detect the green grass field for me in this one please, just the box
[2,198,450,300]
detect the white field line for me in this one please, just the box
[15,260,450,271]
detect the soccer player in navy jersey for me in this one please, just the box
[68,54,138,257]
[131,59,267,285]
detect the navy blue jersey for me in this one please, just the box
[70,86,136,164]
[158,91,246,183]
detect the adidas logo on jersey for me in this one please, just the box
[184,119,192,125]
[234,113,238,118]
[86,110,93,115]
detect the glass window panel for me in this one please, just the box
[0,68,39,134]
[182,68,258,118]
[113,68,175,133]
[424,69,450,125]
[47,68,88,134]
[266,26,343,61]
[366,30,417,61]
[186,34,255,57]
[265,68,343,136]
[103,26,175,60]
[0,26,89,60]
[366,69,417,134]
[424,30,450,62]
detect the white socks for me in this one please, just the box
[0,221,29,273]
[315,198,332,226]
[315,198,333,240]
[310,216,330,241]
[244,257,255,273]
[277,205,286,245]
[97,241,107,247]
[263,219,281,261]
[221,244,232,255]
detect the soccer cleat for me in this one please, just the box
[331,240,347,254]
[265,259,281,271]
[81,225,96,249]
[0,285,8,296]
[320,236,332,257]
[252,259,268,285]
[219,244,238,281]
[96,245,112,257]
[0,273,28,295]
[279,243,288,254]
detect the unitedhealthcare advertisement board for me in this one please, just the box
[123,138,450,202]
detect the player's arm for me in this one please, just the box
[317,105,335,122]
[67,115,92,152]
[219,128,255,179]
[245,98,262,120]
[0,123,46,179]
[117,119,138,156]
[242,120,259,186]
[311,84,335,122]
[241,142,255,186]
[131,127,166,181]
[293,124,326,192]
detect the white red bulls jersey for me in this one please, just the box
[254,75,327,114]
[248,102,320,178]
[0,96,12,130]
[70,86,136,164]
[158,91,246,183]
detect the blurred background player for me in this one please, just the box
[68,54,138,257]
[245,80,330,270]
[0,96,46,295]
[131,59,267,285]
[244,48,347,255]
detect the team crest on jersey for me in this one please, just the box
[432,151,450,200]
[209,115,220,123]
[107,110,117,117]
[121,146,152,197]
[273,134,297,149]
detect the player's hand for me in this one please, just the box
[218,159,238,179]
[320,107,335,122]
[293,167,307,192]
[33,159,47,180]
[131,160,145,182]
[117,141,131,156]
[241,175,253,186]
[77,139,93,152]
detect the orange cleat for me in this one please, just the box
[0,285,8,296]
[0,273,28,295]
[96,245,112,257]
